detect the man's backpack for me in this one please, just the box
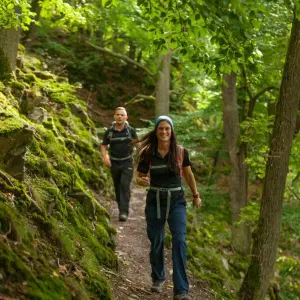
[107,121,132,140]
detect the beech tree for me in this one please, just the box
[155,51,173,116]
[239,7,300,299]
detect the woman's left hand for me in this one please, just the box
[193,196,202,208]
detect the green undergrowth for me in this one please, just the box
[171,112,300,300]
[186,188,243,300]
[186,189,300,300]
[277,203,300,299]
[0,46,116,299]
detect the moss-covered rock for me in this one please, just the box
[11,80,25,90]
[0,96,35,179]
[23,72,37,84]
[28,107,48,124]
[0,81,5,91]
[33,70,56,80]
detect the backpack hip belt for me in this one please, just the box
[110,155,132,161]
[148,186,182,220]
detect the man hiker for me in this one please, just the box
[100,107,137,221]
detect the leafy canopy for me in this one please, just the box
[0,0,34,29]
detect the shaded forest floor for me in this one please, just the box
[99,182,213,300]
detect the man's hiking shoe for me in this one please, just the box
[174,294,192,300]
[151,279,166,293]
[119,213,128,222]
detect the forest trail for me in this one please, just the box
[101,181,213,300]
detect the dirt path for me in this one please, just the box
[102,182,213,300]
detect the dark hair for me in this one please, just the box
[135,127,179,174]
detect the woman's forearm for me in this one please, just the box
[183,167,199,196]
[186,173,198,195]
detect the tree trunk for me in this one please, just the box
[128,41,136,60]
[137,50,143,63]
[294,100,300,136]
[239,12,300,300]
[0,27,20,79]
[155,50,172,117]
[222,72,250,254]
[22,0,41,47]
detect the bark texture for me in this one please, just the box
[155,51,172,117]
[239,12,300,300]
[294,100,300,136]
[0,27,20,78]
[222,72,250,254]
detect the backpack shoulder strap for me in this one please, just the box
[107,125,114,139]
[176,144,184,178]
[126,125,132,140]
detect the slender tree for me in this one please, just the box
[22,0,42,47]
[222,72,250,254]
[239,9,300,299]
[155,50,173,116]
[0,27,19,79]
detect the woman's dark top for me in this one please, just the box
[137,147,191,203]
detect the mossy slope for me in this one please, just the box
[0,46,116,299]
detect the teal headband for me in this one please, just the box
[155,115,174,129]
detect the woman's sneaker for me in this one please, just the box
[174,294,192,300]
[151,279,166,293]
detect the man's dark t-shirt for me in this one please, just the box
[102,125,137,160]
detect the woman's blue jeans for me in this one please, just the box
[145,195,188,295]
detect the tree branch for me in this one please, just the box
[125,94,155,106]
[0,170,14,186]
[169,87,188,96]
[86,41,154,77]
[252,87,278,102]
[241,68,278,118]
[242,68,253,100]
[248,86,277,118]
[287,185,300,201]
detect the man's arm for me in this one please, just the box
[100,144,111,167]
[131,127,138,143]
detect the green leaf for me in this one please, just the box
[251,18,261,30]
[7,3,14,9]
[104,0,112,7]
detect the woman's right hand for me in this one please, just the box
[193,196,202,208]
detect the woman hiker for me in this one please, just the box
[135,115,202,300]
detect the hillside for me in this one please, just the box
[0,46,118,299]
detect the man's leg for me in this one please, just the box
[119,160,133,216]
[110,164,121,212]
[168,199,188,296]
